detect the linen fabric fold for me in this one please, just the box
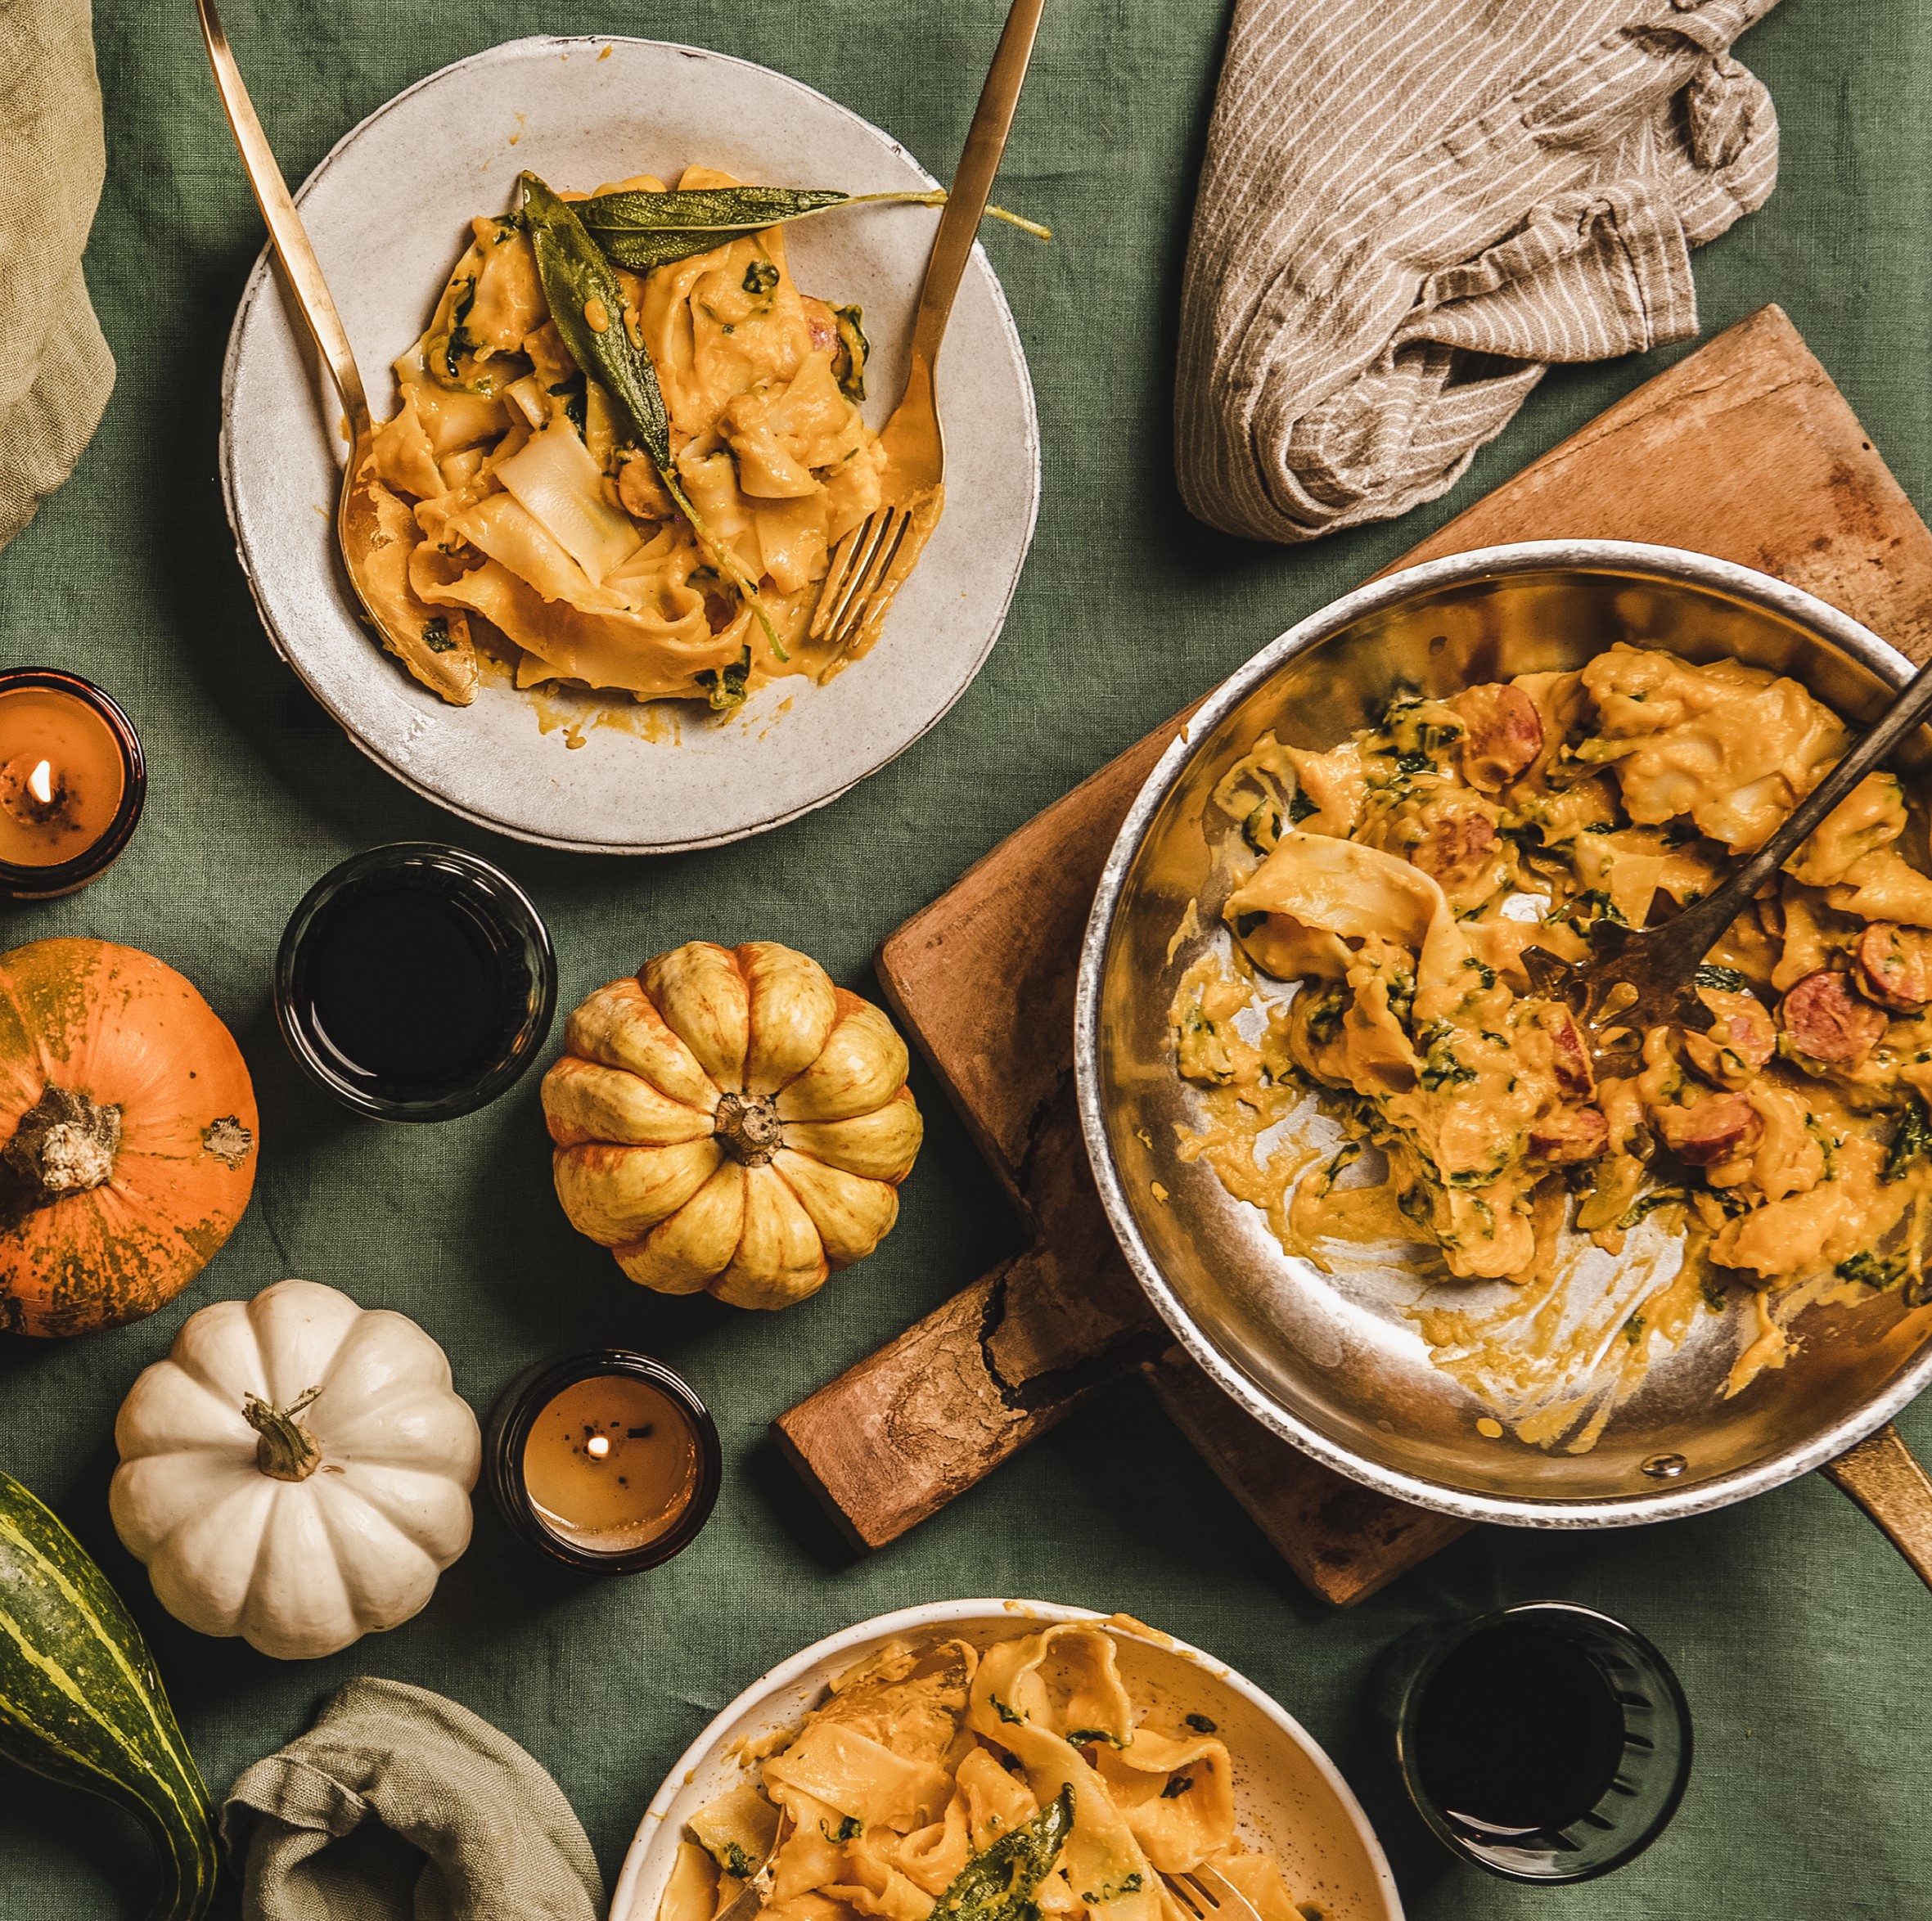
[220,1678,606,1921]
[1175,0,1783,543]
[0,0,116,551]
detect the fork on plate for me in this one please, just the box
[712,1806,794,1921]
[1159,1864,1284,1921]
[808,0,1047,656]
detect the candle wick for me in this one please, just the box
[26,760,52,806]
[586,1434,611,1460]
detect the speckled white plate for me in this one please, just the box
[607,1599,1404,1921]
[220,36,1039,852]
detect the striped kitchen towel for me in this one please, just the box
[1175,0,1782,544]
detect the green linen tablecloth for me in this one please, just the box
[2,2,1927,1916]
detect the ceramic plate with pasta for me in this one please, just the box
[610,1603,1401,1921]
[222,36,1038,851]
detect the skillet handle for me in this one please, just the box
[1822,1423,1932,1593]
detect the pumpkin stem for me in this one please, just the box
[243,1386,323,1482]
[2,1085,123,1200]
[714,1090,783,1167]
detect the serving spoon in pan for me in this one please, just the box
[197,0,475,704]
[1524,648,1932,1054]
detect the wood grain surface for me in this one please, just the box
[775,305,1932,1601]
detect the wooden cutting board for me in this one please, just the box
[774,306,1932,1604]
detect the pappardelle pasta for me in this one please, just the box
[1172,643,1932,1382]
[346,166,887,709]
[660,1624,1306,1921]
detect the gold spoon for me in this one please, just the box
[196,0,476,704]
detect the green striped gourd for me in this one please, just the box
[0,1471,216,1919]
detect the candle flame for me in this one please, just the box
[26,760,52,806]
[586,1434,611,1460]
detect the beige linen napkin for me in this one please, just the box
[221,1679,605,1921]
[1176,0,1782,543]
[0,0,116,551]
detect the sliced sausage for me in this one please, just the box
[800,295,841,357]
[1411,809,1497,889]
[1542,1005,1595,1100]
[1452,682,1543,791]
[1781,968,1889,1064]
[1856,921,1932,1012]
[1660,1094,1763,1167]
[1697,987,1777,1071]
[1720,1005,1777,1070]
[1529,1104,1608,1163]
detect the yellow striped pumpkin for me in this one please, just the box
[543,942,923,1308]
[0,1470,215,1919]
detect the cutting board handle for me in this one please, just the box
[1822,1422,1932,1592]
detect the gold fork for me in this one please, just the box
[710,1806,794,1921]
[808,0,1047,658]
[1158,1864,1282,1921]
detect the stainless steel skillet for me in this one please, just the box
[1076,541,1932,1582]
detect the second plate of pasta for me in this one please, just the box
[608,1600,1401,1921]
[221,35,1038,851]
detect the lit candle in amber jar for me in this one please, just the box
[524,1374,701,1549]
[485,1352,720,1574]
[0,672,145,898]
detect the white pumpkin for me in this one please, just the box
[109,1278,480,1661]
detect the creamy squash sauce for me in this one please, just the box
[1170,645,1932,1449]
[347,165,886,712]
[660,1626,1310,1921]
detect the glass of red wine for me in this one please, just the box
[276,842,556,1121]
[1383,1600,1692,1883]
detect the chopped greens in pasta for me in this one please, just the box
[659,1626,1308,1921]
[346,164,892,710]
[1173,644,1932,1409]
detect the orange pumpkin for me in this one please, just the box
[0,939,259,1338]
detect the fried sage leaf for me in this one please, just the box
[579,184,1049,273]
[518,171,779,684]
[928,1785,1073,1921]
[581,184,855,271]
